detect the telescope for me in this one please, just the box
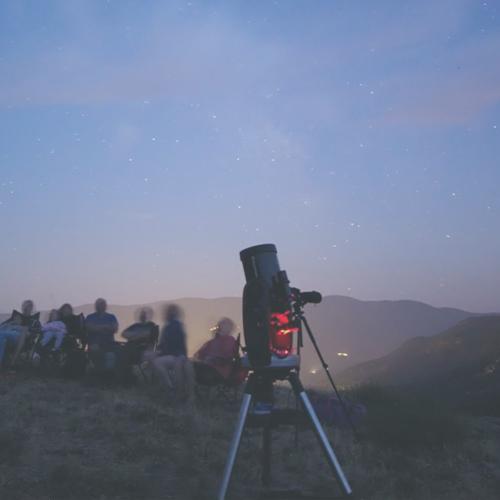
[218,244,353,499]
[240,243,322,367]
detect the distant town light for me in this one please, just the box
[337,352,349,357]
[310,369,318,374]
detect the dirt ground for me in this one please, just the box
[1,374,500,500]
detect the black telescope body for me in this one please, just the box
[240,244,281,286]
[240,244,283,367]
[240,243,323,367]
[240,243,305,368]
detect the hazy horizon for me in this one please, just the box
[1,1,499,313]
[1,291,498,317]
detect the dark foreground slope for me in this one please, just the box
[1,375,500,500]
[338,316,500,411]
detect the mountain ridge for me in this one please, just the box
[337,315,500,403]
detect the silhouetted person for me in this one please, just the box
[40,309,67,352]
[59,303,87,347]
[193,317,239,384]
[0,314,25,370]
[57,303,87,378]
[85,298,119,373]
[0,300,41,370]
[18,300,42,334]
[117,307,159,383]
[122,307,158,346]
[145,303,193,401]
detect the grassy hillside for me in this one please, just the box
[1,374,500,499]
[337,316,500,412]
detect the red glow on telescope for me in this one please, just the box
[269,310,298,358]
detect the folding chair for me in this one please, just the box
[33,313,87,377]
[194,333,248,403]
[120,325,160,383]
[1,310,42,370]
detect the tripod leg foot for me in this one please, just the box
[218,391,253,500]
[289,373,352,497]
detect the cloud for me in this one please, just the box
[0,7,288,107]
[1,0,496,130]
[379,32,500,126]
[385,82,500,127]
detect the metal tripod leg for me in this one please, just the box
[289,372,352,497]
[217,377,253,500]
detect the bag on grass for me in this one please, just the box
[310,392,367,428]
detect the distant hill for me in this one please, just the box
[337,315,500,410]
[299,296,478,378]
[1,296,482,378]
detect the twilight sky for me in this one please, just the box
[0,0,499,313]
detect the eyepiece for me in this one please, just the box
[300,291,322,304]
[291,288,322,305]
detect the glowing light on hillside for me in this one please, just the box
[337,352,349,357]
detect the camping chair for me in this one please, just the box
[194,333,248,403]
[1,310,42,370]
[132,326,160,382]
[60,313,87,378]
[34,313,87,378]
[118,324,160,383]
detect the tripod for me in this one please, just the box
[293,301,357,436]
[217,362,353,499]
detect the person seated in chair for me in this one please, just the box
[59,303,87,348]
[85,298,119,373]
[0,300,41,370]
[193,317,240,385]
[117,307,159,383]
[58,303,87,378]
[40,309,67,352]
[0,314,27,370]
